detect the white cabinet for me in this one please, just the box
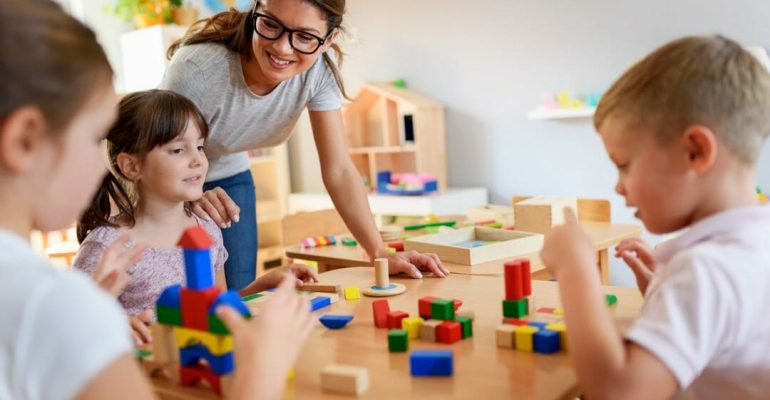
[120,24,188,92]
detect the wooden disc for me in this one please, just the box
[362,283,406,297]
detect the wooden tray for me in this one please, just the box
[404,227,544,265]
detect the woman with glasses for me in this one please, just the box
[162,0,449,291]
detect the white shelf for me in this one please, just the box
[527,107,596,120]
[288,187,489,216]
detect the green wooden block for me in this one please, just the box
[431,299,455,320]
[456,316,473,338]
[242,293,263,302]
[605,294,618,306]
[135,348,152,360]
[156,306,181,326]
[502,298,528,318]
[208,314,230,334]
[341,237,358,247]
[388,329,408,352]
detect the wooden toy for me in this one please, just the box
[431,299,455,320]
[502,318,530,326]
[436,321,462,344]
[533,330,560,354]
[387,241,404,252]
[179,344,234,374]
[321,364,370,395]
[174,327,233,355]
[418,296,438,318]
[181,287,222,331]
[496,325,516,349]
[605,293,618,306]
[157,284,181,308]
[502,298,529,319]
[372,299,390,329]
[546,322,568,350]
[387,311,409,330]
[419,320,442,342]
[362,258,406,297]
[377,170,438,196]
[310,296,331,311]
[319,315,354,330]
[536,307,555,314]
[379,225,404,242]
[180,364,223,394]
[528,321,548,330]
[515,326,539,352]
[344,286,361,300]
[409,350,453,376]
[301,283,342,293]
[456,316,473,338]
[388,329,409,352]
[513,196,578,235]
[301,235,337,248]
[404,220,456,231]
[341,237,358,246]
[405,227,543,265]
[401,317,423,339]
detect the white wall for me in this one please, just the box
[289,0,770,286]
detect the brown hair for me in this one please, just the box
[167,0,350,99]
[0,0,113,133]
[595,35,770,165]
[77,90,210,242]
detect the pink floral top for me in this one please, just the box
[73,215,227,317]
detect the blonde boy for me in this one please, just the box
[540,35,770,399]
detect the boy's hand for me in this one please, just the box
[615,237,657,294]
[93,235,144,297]
[192,187,240,229]
[216,273,315,399]
[540,208,597,279]
[129,309,153,347]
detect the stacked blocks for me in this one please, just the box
[301,235,337,248]
[502,259,531,318]
[417,296,473,344]
[154,227,251,395]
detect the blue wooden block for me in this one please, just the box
[410,350,453,376]
[533,329,560,354]
[319,315,353,329]
[179,343,234,374]
[528,321,548,330]
[209,290,251,318]
[183,248,213,290]
[310,296,331,311]
[157,284,181,308]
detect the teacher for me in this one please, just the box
[161,0,448,290]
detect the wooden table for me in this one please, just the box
[286,222,642,284]
[150,267,643,399]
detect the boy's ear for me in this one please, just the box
[682,124,718,173]
[0,106,48,174]
[116,152,141,182]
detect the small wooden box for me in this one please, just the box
[404,227,543,265]
[514,196,578,234]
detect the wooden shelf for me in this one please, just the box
[526,107,596,120]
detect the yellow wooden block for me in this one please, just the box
[387,247,397,254]
[514,326,539,352]
[287,368,295,381]
[553,307,564,315]
[401,317,423,339]
[174,327,233,355]
[343,286,360,300]
[546,322,568,350]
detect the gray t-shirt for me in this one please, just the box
[160,43,342,182]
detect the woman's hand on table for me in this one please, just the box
[192,187,241,229]
[375,250,449,278]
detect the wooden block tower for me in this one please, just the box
[502,259,531,320]
[153,226,251,395]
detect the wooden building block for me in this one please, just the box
[605,293,618,306]
[502,318,530,326]
[515,326,539,352]
[344,286,361,300]
[436,321,462,344]
[418,296,438,318]
[388,329,408,352]
[409,350,453,376]
[372,299,390,329]
[504,260,524,300]
[151,324,178,364]
[401,317,423,339]
[374,258,389,288]
[420,320,442,342]
[546,322,568,350]
[387,311,409,330]
[502,298,529,319]
[321,364,369,396]
[521,259,531,296]
[431,299,455,320]
[157,306,182,326]
[174,327,233,355]
[528,321,548,330]
[456,316,473,338]
[533,330,560,354]
[301,283,342,293]
[309,296,331,311]
[182,248,214,290]
[496,325,516,349]
[180,363,223,395]
[513,196,578,235]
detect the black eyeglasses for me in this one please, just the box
[252,10,331,55]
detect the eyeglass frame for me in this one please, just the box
[251,2,333,55]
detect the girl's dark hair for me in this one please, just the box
[77,90,209,242]
[167,0,350,100]
[0,0,113,133]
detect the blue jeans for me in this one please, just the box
[204,170,257,291]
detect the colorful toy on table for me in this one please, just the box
[362,258,406,297]
[758,186,767,203]
[403,220,456,231]
[537,91,601,111]
[319,315,354,330]
[151,226,251,396]
[301,235,337,248]
[376,170,438,196]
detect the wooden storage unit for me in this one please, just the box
[342,82,447,191]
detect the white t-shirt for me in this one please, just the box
[626,205,770,399]
[0,229,132,400]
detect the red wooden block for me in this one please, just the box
[181,287,222,331]
[387,311,409,330]
[503,318,530,326]
[372,299,390,329]
[453,299,463,311]
[180,363,222,395]
[504,260,524,300]
[436,321,462,344]
[521,259,531,296]
[418,296,437,318]
[387,241,404,252]
[177,226,214,249]
[536,307,555,314]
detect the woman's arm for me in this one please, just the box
[309,110,449,278]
